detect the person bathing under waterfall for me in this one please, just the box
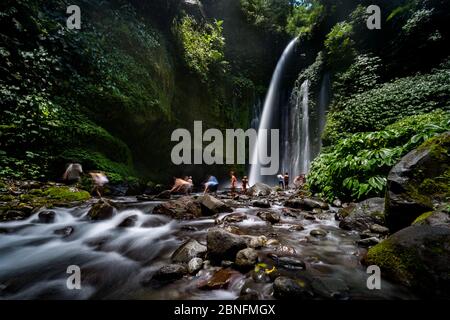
[277,173,284,189]
[230,171,237,197]
[204,175,219,195]
[170,177,192,195]
[241,176,248,193]
[284,172,290,190]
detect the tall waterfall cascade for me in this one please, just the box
[249,40,331,186]
[249,38,298,186]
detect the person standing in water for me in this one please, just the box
[241,176,249,193]
[230,171,237,197]
[284,172,289,190]
[204,175,219,195]
[63,163,83,184]
[277,173,284,189]
[89,171,109,198]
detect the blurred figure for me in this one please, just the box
[187,176,193,195]
[170,177,191,195]
[204,176,219,195]
[241,176,248,193]
[284,172,289,190]
[294,174,306,189]
[89,171,109,198]
[63,163,83,184]
[230,171,237,197]
[277,173,284,189]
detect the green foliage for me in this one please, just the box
[308,111,450,202]
[240,0,291,33]
[286,0,324,38]
[324,65,450,144]
[324,21,355,66]
[332,54,382,104]
[175,16,227,81]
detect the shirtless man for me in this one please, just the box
[230,171,237,197]
[241,176,249,193]
[170,177,191,195]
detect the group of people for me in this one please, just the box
[63,163,109,197]
[278,172,306,190]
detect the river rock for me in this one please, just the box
[412,206,450,228]
[365,225,450,298]
[199,268,239,290]
[252,200,271,208]
[188,258,203,274]
[235,248,258,269]
[244,235,267,248]
[274,256,306,270]
[54,226,74,237]
[369,224,390,235]
[332,199,342,207]
[88,200,115,220]
[247,183,272,197]
[338,198,385,232]
[310,229,327,237]
[311,276,349,299]
[206,228,247,263]
[199,195,233,216]
[171,239,207,263]
[151,264,188,282]
[284,198,329,211]
[357,237,380,247]
[385,133,450,232]
[152,196,201,219]
[220,213,247,224]
[257,211,280,224]
[118,215,138,228]
[273,276,314,299]
[38,210,55,223]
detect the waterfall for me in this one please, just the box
[249,38,298,186]
[317,73,331,151]
[299,80,311,174]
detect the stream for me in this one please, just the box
[0,195,415,300]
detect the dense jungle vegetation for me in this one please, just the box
[1,0,449,202]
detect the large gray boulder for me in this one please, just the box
[338,198,385,232]
[365,225,450,298]
[247,183,272,197]
[171,239,207,263]
[199,195,233,216]
[206,228,247,263]
[385,132,450,232]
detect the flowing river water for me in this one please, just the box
[0,195,415,300]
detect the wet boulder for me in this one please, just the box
[154,190,171,200]
[188,258,203,274]
[171,239,207,263]
[412,206,450,228]
[365,225,450,298]
[152,196,201,219]
[150,264,188,282]
[199,268,240,290]
[284,198,328,211]
[199,195,233,216]
[38,210,56,223]
[252,200,271,208]
[54,226,74,237]
[220,213,247,224]
[338,198,385,232]
[273,276,314,299]
[118,215,138,228]
[385,133,450,232]
[257,211,280,224]
[87,200,116,220]
[235,248,258,269]
[206,228,247,263]
[247,183,272,197]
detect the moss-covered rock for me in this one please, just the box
[338,198,385,232]
[365,225,450,298]
[385,132,450,232]
[0,184,91,221]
